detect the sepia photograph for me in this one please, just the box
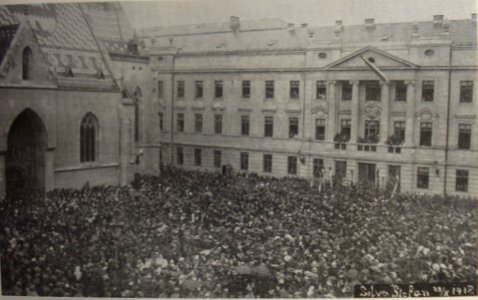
[0,0,477,298]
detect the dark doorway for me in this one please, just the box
[358,163,376,187]
[6,109,47,195]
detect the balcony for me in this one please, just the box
[356,136,378,152]
[385,134,404,154]
[334,132,350,150]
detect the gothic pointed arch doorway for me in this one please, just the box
[6,109,47,195]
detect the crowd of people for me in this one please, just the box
[1,166,477,297]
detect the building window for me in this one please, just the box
[290,80,299,99]
[194,148,202,166]
[177,80,185,98]
[157,81,164,99]
[242,80,251,98]
[158,112,163,131]
[316,81,326,100]
[289,117,299,138]
[240,152,249,170]
[195,81,203,98]
[365,81,381,101]
[264,116,273,137]
[419,122,432,146]
[22,47,32,80]
[340,119,351,141]
[241,115,250,136]
[80,113,98,163]
[364,120,380,142]
[176,147,184,165]
[215,80,223,98]
[456,169,469,192]
[263,154,272,173]
[265,81,274,98]
[342,81,352,101]
[214,150,222,168]
[394,121,405,143]
[422,81,434,102]
[133,87,142,142]
[313,158,324,177]
[335,160,347,181]
[458,124,471,150]
[315,118,326,140]
[288,156,297,175]
[395,81,406,101]
[214,114,223,134]
[460,81,473,103]
[417,167,429,189]
[194,114,203,133]
[176,113,184,132]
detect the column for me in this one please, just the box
[327,80,337,141]
[0,152,5,198]
[380,81,390,143]
[404,81,416,146]
[350,80,360,143]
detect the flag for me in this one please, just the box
[360,56,389,83]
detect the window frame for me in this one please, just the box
[80,113,99,163]
[456,169,469,192]
[394,121,406,142]
[176,113,184,132]
[214,114,223,135]
[289,117,299,138]
[458,123,471,150]
[177,80,185,98]
[315,118,326,141]
[195,80,203,98]
[157,80,164,99]
[290,80,300,99]
[287,156,297,175]
[214,150,222,168]
[364,80,381,101]
[241,115,250,136]
[194,113,203,133]
[460,81,473,103]
[242,80,251,98]
[316,81,327,100]
[341,81,352,101]
[194,148,202,166]
[421,81,434,102]
[263,154,272,173]
[417,167,430,189]
[240,152,249,171]
[264,116,274,137]
[265,81,274,99]
[176,147,184,165]
[395,80,407,102]
[214,80,223,98]
[419,122,433,147]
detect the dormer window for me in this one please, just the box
[22,47,32,80]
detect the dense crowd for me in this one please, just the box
[1,167,477,297]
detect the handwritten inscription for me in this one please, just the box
[354,283,476,298]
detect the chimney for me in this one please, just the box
[230,16,240,32]
[334,20,343,33]
[365,18,375,29]
[472,13,477,21]
[301,23,308,28]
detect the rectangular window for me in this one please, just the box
[214,114,223,135]
[340,119,351,140]
[364,120,380,142]
[394,121,405,143]
[157,81,164,99]
[194,148,202,166]
[264,116,274,137]
[420,122,432,146]
[422,81,434,102]
[194,114,203,133]
[315,118,326,140]
[288,156,297,175]
[177,80,184,98]
[456,169,469,192]
[263,154,272,173]
[240,152,249,170]
[313,158,324,177]
[214,150,222,168]
[242,80,251,98]
[395,80,406,101]
[316,81,327,100]
[335,160,347,179]
[176,113,184,132]
[176,147,184,165]
[417,167,429,189]
[290,80,300,99]
[159,112,163,131]
[195,81,203,98]
[460,81,473,103]
[241,115,250,136]
[265,81,274,98]
[458,124,471,150]
[342,81,352,101]
[289,117,299,138]
[365,81,381,101]
[215,80,223,98]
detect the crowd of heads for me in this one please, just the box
[1,166,477,297]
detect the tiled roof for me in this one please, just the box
[0,24,18,64]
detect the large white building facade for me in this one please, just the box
[143,15,478,198]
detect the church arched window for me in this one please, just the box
[22,47,33,80]
[80,113,99,162]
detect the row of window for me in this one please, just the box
[157,80,474,103]
[175,112,473,149]
[175,147,471,192]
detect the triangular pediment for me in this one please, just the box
[324,46,418,70]
[0,21,56,87]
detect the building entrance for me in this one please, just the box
[358,163,376,187]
